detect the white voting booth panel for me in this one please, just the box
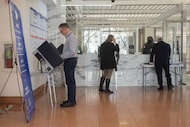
[33,50,54,72]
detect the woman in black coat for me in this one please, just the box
[99,34,119,93]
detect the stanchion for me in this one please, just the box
[46,72,57,109]
[114,70,118,90]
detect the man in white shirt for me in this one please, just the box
[59,23,78,107]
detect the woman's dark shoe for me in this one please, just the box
[105,79,113,93]
[99,88,105,92]
[99,76,105,92]
[157,87,164,91]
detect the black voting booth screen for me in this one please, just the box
[57,44,64,54]
[37,41,63,68]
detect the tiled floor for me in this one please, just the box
[0,85,190,127]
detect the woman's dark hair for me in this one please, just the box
[105,34,114,42]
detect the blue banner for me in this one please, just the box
[10,2,35,122]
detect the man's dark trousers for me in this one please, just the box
[64,57,77,103]
[155,63,172,88]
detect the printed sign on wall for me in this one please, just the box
[30,7,47,51]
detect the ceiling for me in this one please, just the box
[66,4,177,29]
[48,0,190,31]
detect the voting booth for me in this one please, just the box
[33,41,63,73]
[33,41,63,108]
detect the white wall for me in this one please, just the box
[24,0,47,91]
[0,0,47,96]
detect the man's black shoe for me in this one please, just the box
[62,100,69,104]
[104,89,113,94]
[168,85,174,90]
[157,87,164,91]
[60,101,76,107]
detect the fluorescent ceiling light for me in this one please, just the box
[61,1,113,6]
[83,14,160,18]
[108,18,129,21]
[61,4,112,7]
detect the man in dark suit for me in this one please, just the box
[150,37,174,91]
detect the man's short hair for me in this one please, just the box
[157,37,163,42]
[58,23,70,29]
[147,36,153,41]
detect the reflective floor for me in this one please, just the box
[0,85,190,127]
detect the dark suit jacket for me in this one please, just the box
[150,41,171,65]
[142,41,155,54]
